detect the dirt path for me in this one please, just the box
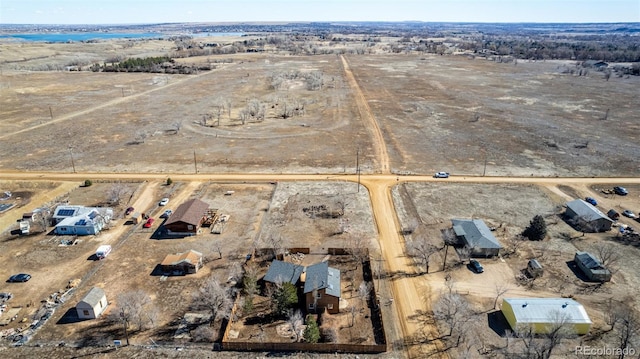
[341,55,390,174]
[0,65,233,141]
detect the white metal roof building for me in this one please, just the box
[501,298,592,335]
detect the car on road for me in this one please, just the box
[160,209,173,219]
[143,218,155,228]
[8,273,31,283]
[125,206,135,215]
[585,197,597,206]
[623,210,637,219]
[159,198,170,206]
[434,172,450,178]
[469,259,484,273]
[614,186,629,196]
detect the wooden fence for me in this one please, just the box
[222,341,387,353]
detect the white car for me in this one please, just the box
[622,210,636,219]
[434,172,450,178]
[159,198,169,206]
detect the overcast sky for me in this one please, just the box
[1,0,639,24]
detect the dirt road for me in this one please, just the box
[341,55,390,174]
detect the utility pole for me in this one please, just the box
[49,106,53,120]
[483,150,488,177]
[356,147,360,193]
[69,147,76,173]
[121,87,125,97]
[120,310,130,346]
[193,150,198,174]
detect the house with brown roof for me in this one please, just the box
[160,249,203,275]
[163,198,209,236]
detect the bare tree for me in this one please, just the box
[441,227,458,270]
[192,277,232,326]
[287,309,305,342]
[493,283,510,310]
[505,234,526,257]
[265,235,284,260]
[348,305,358,327]
[358,281,372,309]
[110,290,157,332]
[348,237,369,269]
[595,242,621,273]
[172,120,183,133]
[515,310,573,359]
[133,131,147,144]
[433,291,471,347]
[406,225,440,274]
[106,183,129,205]
[615,305,640,359]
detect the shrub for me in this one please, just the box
[303,316,320,343]
[84,179,92,187]
[522,215,547,241]
[166,177,173,186]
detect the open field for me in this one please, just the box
[1,39,638,176]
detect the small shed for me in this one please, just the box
[574,251,611,282]
[76,287,108,320]
[526,259,543,278]
[607,209,620,221]
[160,249,203,275]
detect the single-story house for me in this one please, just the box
[501,297,592,335]
[163,199,209,236]
[451,219,502,257]
[76,287,108,320]
[263,260,304,286]
[574,251,612,282]
[160,249,203,275]
[302,262,341,314]
[564,199,613,232]
[54,206,113,236]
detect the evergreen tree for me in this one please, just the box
[522,215,547,241]
[272,282,298,316]
[303,316,320,343]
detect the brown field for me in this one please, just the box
[0,35,639,359]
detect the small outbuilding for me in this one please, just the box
[76,287,108,320]
[501,297,592,335]
[160,249,203,275]
[574,251,612,282]
[163,199,209,236]
[607,209,620,221]
[564,199,613,232]
[526,259,544,279]
[451,219,502,257]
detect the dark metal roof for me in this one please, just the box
[263,260,304,285]
[303,262,341,297]
[452,219,502,250]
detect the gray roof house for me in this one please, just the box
[565,199,613,232]
[263,260,304,285]
[76,287,108,320]
[303,261,341,314]
[451,219,502,257]
[574,251,612,282]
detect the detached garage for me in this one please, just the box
[76,287,108,320]
[501,298,592,335]
[164,199,209,236]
